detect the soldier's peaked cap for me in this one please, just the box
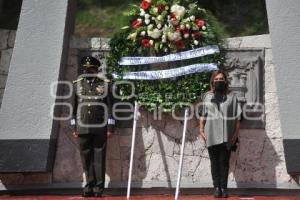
[80,56,100,69]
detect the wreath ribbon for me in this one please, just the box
[119,45,220,66]
[112,63,218,80]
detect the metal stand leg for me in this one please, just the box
[175,108,189,200]
[127,101,139,199]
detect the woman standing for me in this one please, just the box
[199,70,242,198]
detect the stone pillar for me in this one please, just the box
[265,0,300,174]
[0,0,76,172]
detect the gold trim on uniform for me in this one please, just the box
[72,78,83,84]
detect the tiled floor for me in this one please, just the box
[0,195,300,200]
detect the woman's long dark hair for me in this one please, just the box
[209,69,230,94]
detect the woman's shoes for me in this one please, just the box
[213,187,222,198]
[221,188,228,198]
[213,187,228,198]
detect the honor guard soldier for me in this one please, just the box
[70,56,115,197]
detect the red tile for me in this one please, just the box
[0,195,300,200]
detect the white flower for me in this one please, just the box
[147,24,154,30]
[202,26,207,30]
[149,40,154,45]
[170,19,179,26]
[145,14,150,19]
[165,6,169,10]
[194,40,199,45]
[152,17,155,20]
[188,3,197,9]
[153,7,158,13]
[164,48,168,52]
[140,9,145,16]
[180,24,185,30]
[184,33,189,39]
[182,18,190,23]
[148,28,162,39]
[186,24,191,29]
[190,15,195,21]
[163,25,168,31]
[145,19,150,25]
[145,0,151,3]
[140,31,146,36]
[162,35,167,43]
[170,4,186,19]
[127,32,137,40]
[157,23,162,29]
[157,15,163,21]
[167,15,171,20]
[168,31,181,41]
[137,18,142,23]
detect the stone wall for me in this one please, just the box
[0,29,15,108]
[0,32,299,190]
[224,35,290,188]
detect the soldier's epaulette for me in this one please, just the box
[72,78,83,84]
[95,76,111,83]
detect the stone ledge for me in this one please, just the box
[225,34,271,49]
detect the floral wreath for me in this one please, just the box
[107,0,224,112]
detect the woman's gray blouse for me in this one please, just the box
[200,91,242,148]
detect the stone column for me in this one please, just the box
[265,0,300,174]
[0,0,76,172]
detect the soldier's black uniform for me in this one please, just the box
[70,56,115,197]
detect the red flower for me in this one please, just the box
[170,13,176,20]
[132,19,142,29]
[182,29,190,35]
[142,39,151,47]
[175,40,185,50]
[192,32,202,39]
[140,0,150,10]
[175,26,181,32]
[157,4,165,13]
[195,19,205,28]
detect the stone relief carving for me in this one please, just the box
[224,49,265,129]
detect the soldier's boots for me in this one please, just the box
[82,185,93,197]
[93,186,104,197]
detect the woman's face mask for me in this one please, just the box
[214,80,226,93]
